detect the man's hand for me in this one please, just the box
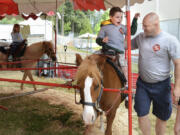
[134,13,140,19]
[173,58,180,104]
[103,36,109,43]
[173,87,180,103]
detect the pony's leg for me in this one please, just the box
[105,111,116,135]
[21,72,27,90]
[26,71,37,91]
[83,125,93,135]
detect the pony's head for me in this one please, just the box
[75,53,106,125]
[43,41,56,61]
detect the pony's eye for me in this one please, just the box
[94,84,99,91]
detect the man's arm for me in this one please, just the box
[131,18,138,35]
[131,13,140,35]
[173,58,180,101]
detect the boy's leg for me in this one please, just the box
[118,54,129,107]
[155,118,166,135]
[118,54,127,83]
[174,104,180,135]
[121,66,128,81]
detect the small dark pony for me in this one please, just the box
[75,53,126,135]
[0,41,56,90]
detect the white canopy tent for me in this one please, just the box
[13,0,64,14]
[104,0,144,8]
[78,33,97,39]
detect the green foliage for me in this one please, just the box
[94,10,110,34]
[58,1,93,36]
[64,21,71,32]
[0,94,84,135]
[0,18,23,24]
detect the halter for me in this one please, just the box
[43,41,56,58]
[75,80,104,113]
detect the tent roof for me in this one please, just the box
[104,0,144,9]
[0,0,145,16]
[13,0,64,14]
[73,0,145,10]
[0,0,19,15]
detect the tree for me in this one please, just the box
[58,1,93,36]
[94,9,109,34]
[0,17,23,24]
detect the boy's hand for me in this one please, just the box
[134,13,140,19]
[103,37,109,43]
[119,28,124,34]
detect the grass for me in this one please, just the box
[0,94,84,135]
[67,45,92,54]
[132,105,176,135]
[132,62,138,73]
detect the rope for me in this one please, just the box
[0,87,50,101]
[0,105,8,111]
[0,65,77,71]
[0,59,51,65]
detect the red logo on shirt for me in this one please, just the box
[153,44,160,52]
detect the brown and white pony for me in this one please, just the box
[0,41,56,90]
[75,54,126,135]
[20,41,56,90]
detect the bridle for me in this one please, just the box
[43,42,56,57]
[75,57,127,116]
[75,79,104,113]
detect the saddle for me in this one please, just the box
[106,57,127,86]
[0,46,9,54]
[98,48,127,85]
[9,40,27,60]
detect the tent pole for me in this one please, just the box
[54,0,58,77]
[126,0,132,135]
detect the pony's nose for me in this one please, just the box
[82,107,96,125]
[52,56,56,61]
[83,113,95,125]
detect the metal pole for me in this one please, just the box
[126,0,132,135]
[54,0,58,77]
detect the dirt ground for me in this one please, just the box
[0,86,140,135]
[0,85,177,135]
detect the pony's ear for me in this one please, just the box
[96,55,106,70]
[76,53,83,66]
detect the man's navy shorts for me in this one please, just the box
[134,77,172,121]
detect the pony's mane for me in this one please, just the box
[76,56,102,84]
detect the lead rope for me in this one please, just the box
[100,112,105,133]
[105,86,127,116]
